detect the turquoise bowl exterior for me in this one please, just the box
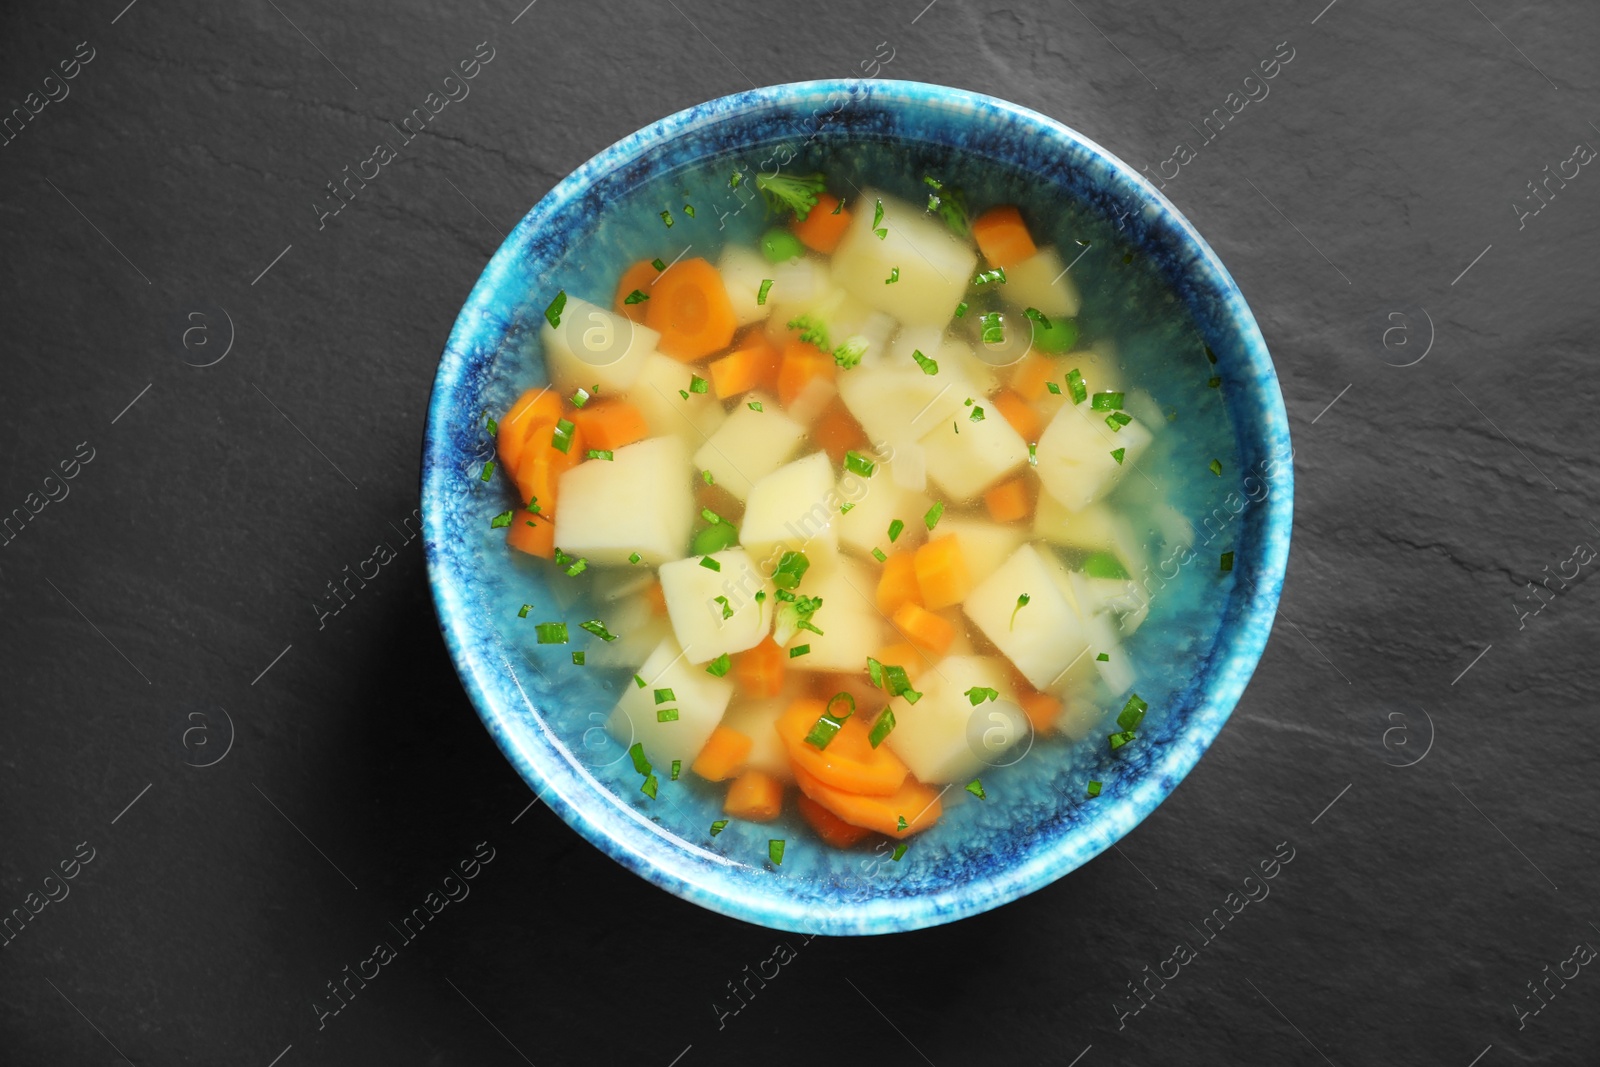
[421,80,1292,935]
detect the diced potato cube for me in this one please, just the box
[779,556,885,671]
[627,352,728,447]
[1068,571,1139,695]
[1034,401,1153,512]
[658,548,775,663]
[605,634,733,765]
[830,189,977,326]
[541,296,659,395]
[692,395,804,501]
[718,245,775,327]
[739,451,839,568]
[720,693,797,780]
[883,655,1023,784]
[918,403,1030,501]
[838,362,974,447]
[937,519,1024,587]
[835,466,930,560]
[963,543,1090,690]
[553,436,693,564]
[998,246,1081,320]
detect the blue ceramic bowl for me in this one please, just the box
[422,80,1292,934]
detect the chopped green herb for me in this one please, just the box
[1024,306,1051,330]
[641,774,658,798]
[490,509,514,529]
[552,417,576,453]
[832,197,844,214]
[633,674,647,689]
[1110,447,1126,465]
[571,387,592,409]
[1087,780,1102,797]
[921,174,971,237]
[1028,442,1038,467]
[966,778,987,800]
[571,651,585,665]
[628,551,642,565]
[729,170,744,189]
[891,842,908,861]
[517,604,531,618]
[973,267,1007,287]
[678,389,689,400]
[769,839,786,865]
[670,759,681,781]
[564,556,588,577]
[968,405,986,422]
[954,301,969,318]
[706,653,732,677]
[884,266,899,284]
[1205,345,1217,364]
[479,460,495,482]
[484,413,498,436]
[866,656,885,688]
[871,547,888,562]
[748,401,764,412]
[579,620,618,642]
[911,348,939,375]
[839,502,855,514]
[756,278,773,305]
[924,501,944,531]
[756,171,828,220]
[714,595,734,620]
[845,450,876,478]
[699,555,721,572]
[1105,411,1132,432]
[660,209,674,228]
[656,707,679,723]
[771,551,810,591]
[629,742,651,775]
[710,819,729,836]
[881,664,921,704]
[1108,730,1136,750]
[623,289,649,305]
[833,335,868,368]
[651,257,667,271]
[683,204,696,218]
[896,815,908,831]
[789,644,811,658]
[1220,551,1235,572]
[1117,693,1148,732]
[979,311,1005,345]
[1091,391,1126,411]
[534,622,568,644]
[1066,369,1088,405]
[1010,593,1030,630]
[1096,652,1110,662]
[700,470,715,488]
[689,374,709,394]
[965,686,1000,705]
[654,688,676,705]
[887,518,905,543]
[585,449,615,462]
[868,708,896,748]
[1208,458,1223,477]
[1046,381,1062,395]
[872,198,886,240]
[544,290,567,328]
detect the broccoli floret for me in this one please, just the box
[786,314,832,353]
[756,171,828,221]
[832,335,869,369]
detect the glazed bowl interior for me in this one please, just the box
[422,79,1292,934]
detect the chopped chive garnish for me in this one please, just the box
[1110,447,1126,465]
[804,713,843,749]
[490,510,514,528]
[1117,693,1148,732]
[641,774,658,798]
[628,551,642,565]
[651,257,667,271]
[866,656,884,688]
[965,778,987,800]
[656,707,679,722]
[965,686,1000,705]
[1220,551,1235,572]
[885,267,900,284]
[701,469,715,486]
[979,311,1005,345]
[534,622,568,644]
[479,460,496,482]
[706,653,732,677]
[1090,391,1125,411]
[973,267,1006,286]
[552,418,576,453]
[924,501,944,530]
[872,198,886,239]
[891,843,908,861]
[683,204,696,218]
[771,551,809,591]
[710,819,728,836]
[887,519,905,543]
[699,555,721,572]
[544,290,567,328]
[1066,369,1087,404]
[714,595,733,619]
[1087,780,1102,797]
[1011,593,1030,630]
[571,387,591,408]
[789,644,810,658]
[769,839,785,865]
[880,664,920,703]
[840,502,855,514]
[564,557,588,577]
[1046,381,1062,395]
[896,815,907,831]
[1108,730,1136,750]
[1028,442,1039,466]
[730,170,744,189]
[624,289,649,305]
[1208,458,1223,477]
[826,692,856,720]
[670,759,681,780]
[485,413,498,435]
[701,507,723,525]
[1096,652,1109,662]
[911,348,939,375]
[871,547,888,562]
[678,389,689,400]
[748,400,764,412]
[517,604,531,618]
[968,405,986,422]
[660,209,674,228]
[633,673,647,689]
[832,197,844,214]
[585,449,614,461]
[654,688,676,705]
[689,374,709,394]
[868,708,896,748]
[572,651,585,665]
[845,450,876,478]
[579,619,617,642]
[1024,306,1051,330]
[954,301,969,318]
[629,742,650,775]
[1105,411,1132,432]
[756,278,773,305]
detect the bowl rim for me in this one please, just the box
[422,78,1293,935]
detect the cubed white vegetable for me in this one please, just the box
[889,440,926,492]
[692,395,805,500]
[892,328,999,397]
[739,451,839,568]
[884,655,1023,784]
[998,246,1082,320]
[938,519,1024,587]
[918,403,1029,501]
[838,361,974,446]
[1068,571,1139,694]
[1031,497,1146,582]
[605,634,733,766]
[835,468,931,559]
[830,189,977,326]
[658,549,775,664]
[717,245,776,327]
[541,297,659,395]
[963,543,1090,690]
[553,436,693,564]
[627,353,728,447]
[1034,401,1153,512]
[720,693,796,780]
[779,556,885,671]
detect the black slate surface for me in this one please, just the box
[3,1,1597,1065]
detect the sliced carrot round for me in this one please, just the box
[796,793,871,849]
[791,763,943,837]
[512,417,583,515]
[613,260,660,323]
[644,257,737,361]
[497,388,559,478]
[570,399,649,451]
[791,194,852,254]
[778,698,909,797]
[505,509,555,559]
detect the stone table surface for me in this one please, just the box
[2,1,1596,1065]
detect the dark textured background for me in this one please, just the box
[2,1,1596,1064]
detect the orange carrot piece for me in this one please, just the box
[642,580,667,616]
[983,478,1032,524]
[796,793,871,849]
[913,534,971,610]
[991,389,1043,442]
[791,763,942,837]
[891,601,956,656]
[778,699,910,796]
[497,388,559,478]
[570,399,649,451]
[791,194,852,254]
[875,553,921,616]
[709,340,780,399]
[1019,689,1063,733]
[692,724,754,782]
[724,769,784,822]
[644,257,738,361]
[1009,352,1055,402]
[505,511,555,559]
[613,259,660,323]
[971,205,1037,269]
[733,637,786,699]
[512,418,584,515]
[812,400,868,466]
[777,339,835,408]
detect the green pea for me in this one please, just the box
[691,522,740,555]
[760,228,804,263]
[1031,315,1079,354]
